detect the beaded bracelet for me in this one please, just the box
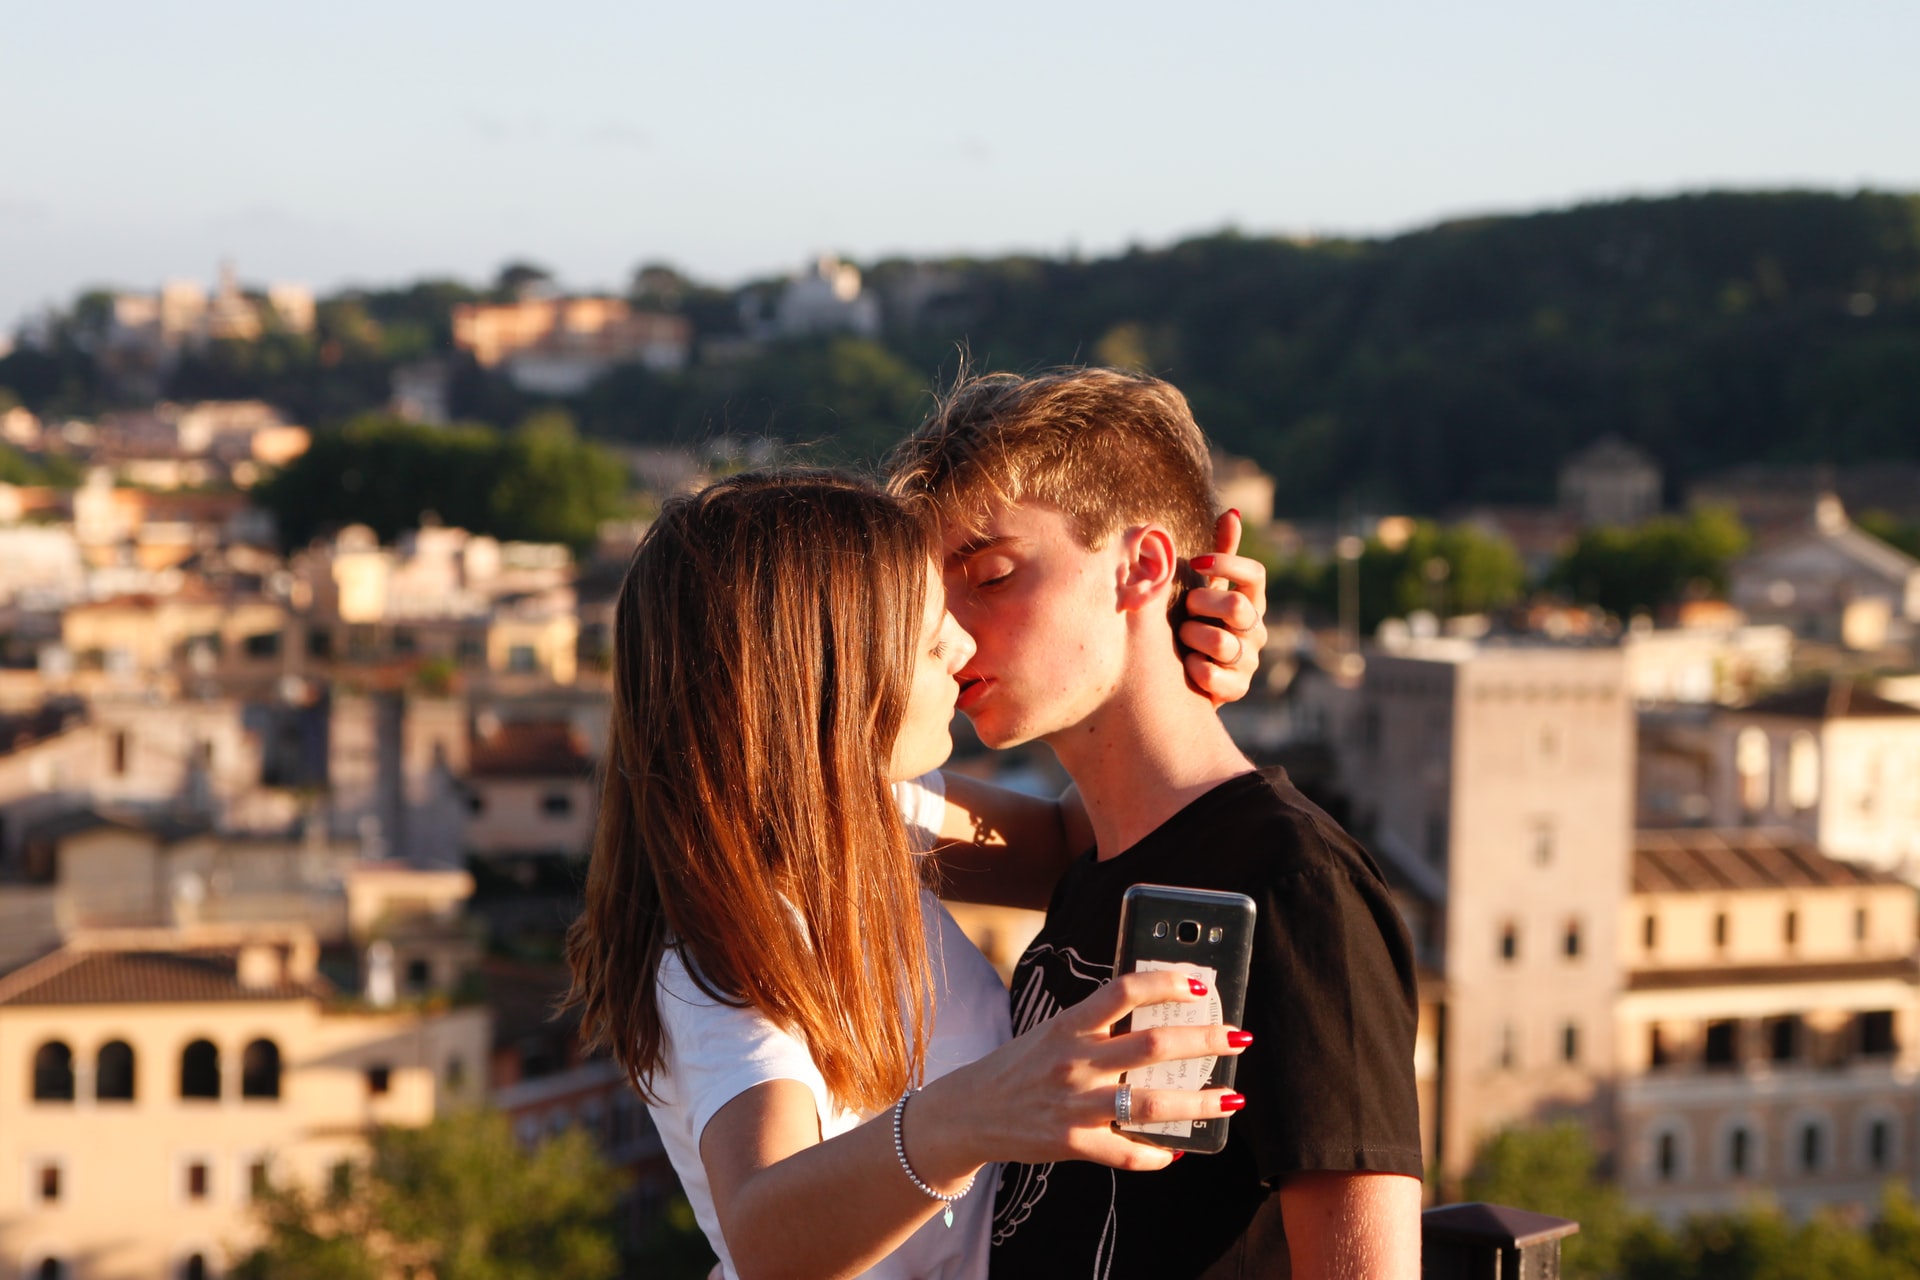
[891,1088,975,1228]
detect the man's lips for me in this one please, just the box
[955,675,990,713]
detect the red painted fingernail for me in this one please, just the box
[1228,509,1240,520]
[1219,1093,1247,1113]
[1188,978,1208,996]
[1227,1030,1254,1048]
[1190,555,1215,571]
[1171,1151,1185,1162]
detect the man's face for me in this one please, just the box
[942,500,1130,749]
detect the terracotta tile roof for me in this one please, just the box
[0,948,332,1007]
[468,721,593,779]
[1742,677,1920,720]
[1632,828,1898,893]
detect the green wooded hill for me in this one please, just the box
[872,189,1920,514]
[6,190,1917,517]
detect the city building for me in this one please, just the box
[767,255,881,339]
[1730,497,1920,651]
[0,928,488,1280]
[1616,829,1920,1222]
[451,297,691,394]
[1560,437,1662,529]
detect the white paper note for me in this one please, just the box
[1120,960,1221,1138]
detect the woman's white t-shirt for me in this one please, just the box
[645,773,1012,1280]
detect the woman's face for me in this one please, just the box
[887,560,977,783]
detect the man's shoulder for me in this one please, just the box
[1193,768,1391,898]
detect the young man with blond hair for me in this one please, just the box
[889,369,1424,1280]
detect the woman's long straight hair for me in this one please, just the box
[563,469,937,1114]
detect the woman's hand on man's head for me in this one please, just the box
[1181,509,1270,706]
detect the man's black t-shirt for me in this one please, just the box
[989,769,1423,1280]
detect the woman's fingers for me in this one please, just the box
[1068,968,1208,1029]
[1119,1086,1245,1129]
[1096,1023,1250,1074]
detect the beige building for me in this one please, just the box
[451,297,691,394]
[1731,497,1920,651]
[1713,679,1920,878]
[1616,829,1920,1222]
[1339,641,1636,1182]
[0,929,488,1280]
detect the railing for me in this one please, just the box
[1423,1202,1579,1280]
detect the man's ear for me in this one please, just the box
[1115,525,1180,615]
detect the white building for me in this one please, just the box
[1731,497,1920,650]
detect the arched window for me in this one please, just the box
[37,1258,66,1280]
[181,1253,208,1280]
[180,1039,221,1100]
[1799,1119,1828,1173]
[1657,1130,1680,1181]
[241,1039,281,1100]
[1728,1126,1752,1177]
[97,1039,136,1101]
[1737,727,1771,816]
[1788,732,1820,811]
[32,1040,75,1102]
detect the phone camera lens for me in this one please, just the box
[1151,921,1169,939]
[1207,926,1225,944]
[1176,920,1201,944]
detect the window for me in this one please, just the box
[32,1040,75,1102]
[1650,1025,1672,1069]
[1800,1121,1825,1173]
[111,730,129,775]
[330,1161,355,1199]
[186,1160,210,1201]
[250,1158,271,1200]
[36,1259,65,1280]
[1788,732,1820,811]
[1869,1119,1895,1171]
[445,1055,467,1095]
[1729,1126,1752,1177]
[1657,1131,1679,1181]
[1704,1020,1738,1068]
[1562,1022,1580,1064]
[507,644,538,673]
[1856,906,1870,945]
[38,1161,60,1203]
[393,627,417,655]
[180,1040,220,1099]
[541,792,574,817]
[241,1039,281,1099]
[1499,922,1519,963]
[307,627,333,659]
[181,1255,208,1280]
[406,958,432,992]
[1714,912,1729,949]
[1737,726,1771,815]
[1860,1010,1899,1057]
[97,1040,135,1101]
[244,630,281,659]
[1784,910,1799,947]
[1767,1015,1800,1063]
[1497,1023,1516,1071]
[1643,914,1658,950]
[1564,919,1583,960]
[366,1064,392,1096]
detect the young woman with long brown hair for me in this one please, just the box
[564,470,1260,1280]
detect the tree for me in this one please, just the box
[1462,1121,1644,1280]
[235,1110,623,1280]
[1550,507,1750,619]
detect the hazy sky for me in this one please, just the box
[5,0,1917,329]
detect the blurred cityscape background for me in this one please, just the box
[4,3,1920,1277]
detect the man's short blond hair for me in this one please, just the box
[886,367,1217,558]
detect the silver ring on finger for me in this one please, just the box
[1114,1081,1133,1127]
[1227,633,1245,667]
